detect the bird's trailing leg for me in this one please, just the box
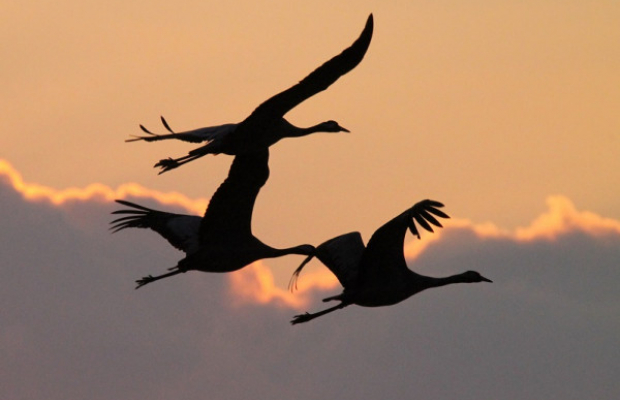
[290,302,349,325]
[154,153,205,174]
[154,142,216,174]
[135,265,186,289]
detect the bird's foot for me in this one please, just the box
[290,312,313,325]
[135,275,156,289]
[154,158,179,174]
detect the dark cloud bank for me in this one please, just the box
[1,176,619,400]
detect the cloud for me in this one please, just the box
[404,195,620,260]
[0,158,336,308]
[2,157,619,308]
[0,159,208,214]
[228,260,339,308]
[1,159,619,400]
[515,195,620,240]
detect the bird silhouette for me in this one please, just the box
[110,149,314,289]
[289,200,492,324]
[127,14,373,174]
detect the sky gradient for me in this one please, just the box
[2,1,619,399]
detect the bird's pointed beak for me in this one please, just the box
[340,126,350,133]
[481,276,493,283]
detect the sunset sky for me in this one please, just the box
[2,1,619,399]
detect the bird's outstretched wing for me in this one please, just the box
[199,149,270,244]
[246,14,373,124]
[360,200,449,278]
[289,231,365,291]
[110,200,201,253]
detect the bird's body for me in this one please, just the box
[289,200,492,324]
[128,14,373,173]
[111,149,314,288]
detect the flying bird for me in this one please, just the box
[289,200,492,324]
[111,149,314,288]
[128,14,374,174]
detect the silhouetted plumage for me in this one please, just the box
[128,14,373,174]
[289,200,492,324]
[111,149,314,288]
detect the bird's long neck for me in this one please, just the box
[421,272,472,289]
[265,244,314,258]
[283,121,330,138]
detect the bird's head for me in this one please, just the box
[461,270,493,283]
[321,120,350,133]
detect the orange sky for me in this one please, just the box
[3,4,620,398]
[2,1,619,260]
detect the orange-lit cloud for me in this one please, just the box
[514,196,620,240]
[3,158,619,311]
[234,195,620,310]
[1,157,338,309]
[0,158,207,215]
[227,260,338,309]
[403,196,620,260]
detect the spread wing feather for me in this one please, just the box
[199,149,270,244]
[361,200,450,279]
[247,14,373,124]
[110,200,201,253]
